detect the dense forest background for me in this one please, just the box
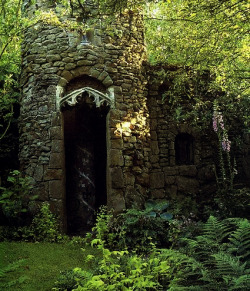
[0,0,249,142]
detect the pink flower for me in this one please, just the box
[221,134,231,152]
[213,110,224,132]
[213,115,218,132]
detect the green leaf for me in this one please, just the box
[147,211,157,218]
[160,212,173,220]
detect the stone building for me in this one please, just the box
[19,1,249,233]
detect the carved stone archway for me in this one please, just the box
[61,76,113,234]
[60,86,114,109]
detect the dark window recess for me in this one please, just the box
[175,133,194,165]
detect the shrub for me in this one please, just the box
[88,201,173,252]
[30,202,62,242]
[0,170,35,223]
[54,237,172,290]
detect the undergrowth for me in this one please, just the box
[53,210,250,291]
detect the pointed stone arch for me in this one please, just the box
[59,75,113,234]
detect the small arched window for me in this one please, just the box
[175,133,194,165]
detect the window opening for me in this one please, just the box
[175,133,194,165]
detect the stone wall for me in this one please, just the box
[147,68,217,203]
[19,2,150,230]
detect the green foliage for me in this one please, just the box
[0,259,28,289]
[54,234,171,290]
[145,0,249,129]
[0,202,63,242]
[0,170,34,220]
[30,202,62,242]
[88,202,173,252]
[115,200,173,251]
[167,216,250,290]
[52,215,250,291]
[0,0,24,140]
[213,187,250,219]
[53,269,86,291]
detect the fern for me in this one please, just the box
[212,252,246,278]
[168,216,250,290]
[202,216,232,243]
[229,274,250,290]
[228,219,250,265]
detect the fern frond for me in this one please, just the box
[228,219,250,264]
[229,274,250,290]
[202,216,231,243]
[212,252,246,277]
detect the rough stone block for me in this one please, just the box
[52,140,63,153]
[103,75,113,87]
[151,141,159,155]
[49,126,62,139]
[179,165,197,177]
[50,199,65,224]
[135,173,149,187]
[61,70,73,80]
[77,60,93,66]
[176,177,199,193]
[49,180,65,199]
[124,172,135,186]
[169,156,175,166]
[98,71,109,81]
[33,184,49,201]
[108,190,126,214]
[33,165,44,182]
[124,155,133,167]
[165,176,176,185]
[111,138,123,149]
[150,155,159,163]
[111,167,124,188]
[150,189,165,199]
[44,169,63,180]
[62,57,74,63]
[197,165,215,181]
[125,186,144,208]
[150,172,164,189]
[110,149,124,166]
[65,63,76,70]
[151,131,157,140]
[47,55,61,62]
[90,68,101,78]
[49,153,63,169]
[165,185,178,197]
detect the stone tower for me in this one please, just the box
[19,0,150,232]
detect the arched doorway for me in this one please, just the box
[61,76,112,235]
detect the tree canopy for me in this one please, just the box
[0,0,249,139]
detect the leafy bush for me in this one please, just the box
[53,269,85,291]
[54,211,250,290]
[0,170,35,222]
[214,187,250,219]
[30,202,62,242]
[0,202,63,242]
[88,201,173,252]
[54,232,172,290]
